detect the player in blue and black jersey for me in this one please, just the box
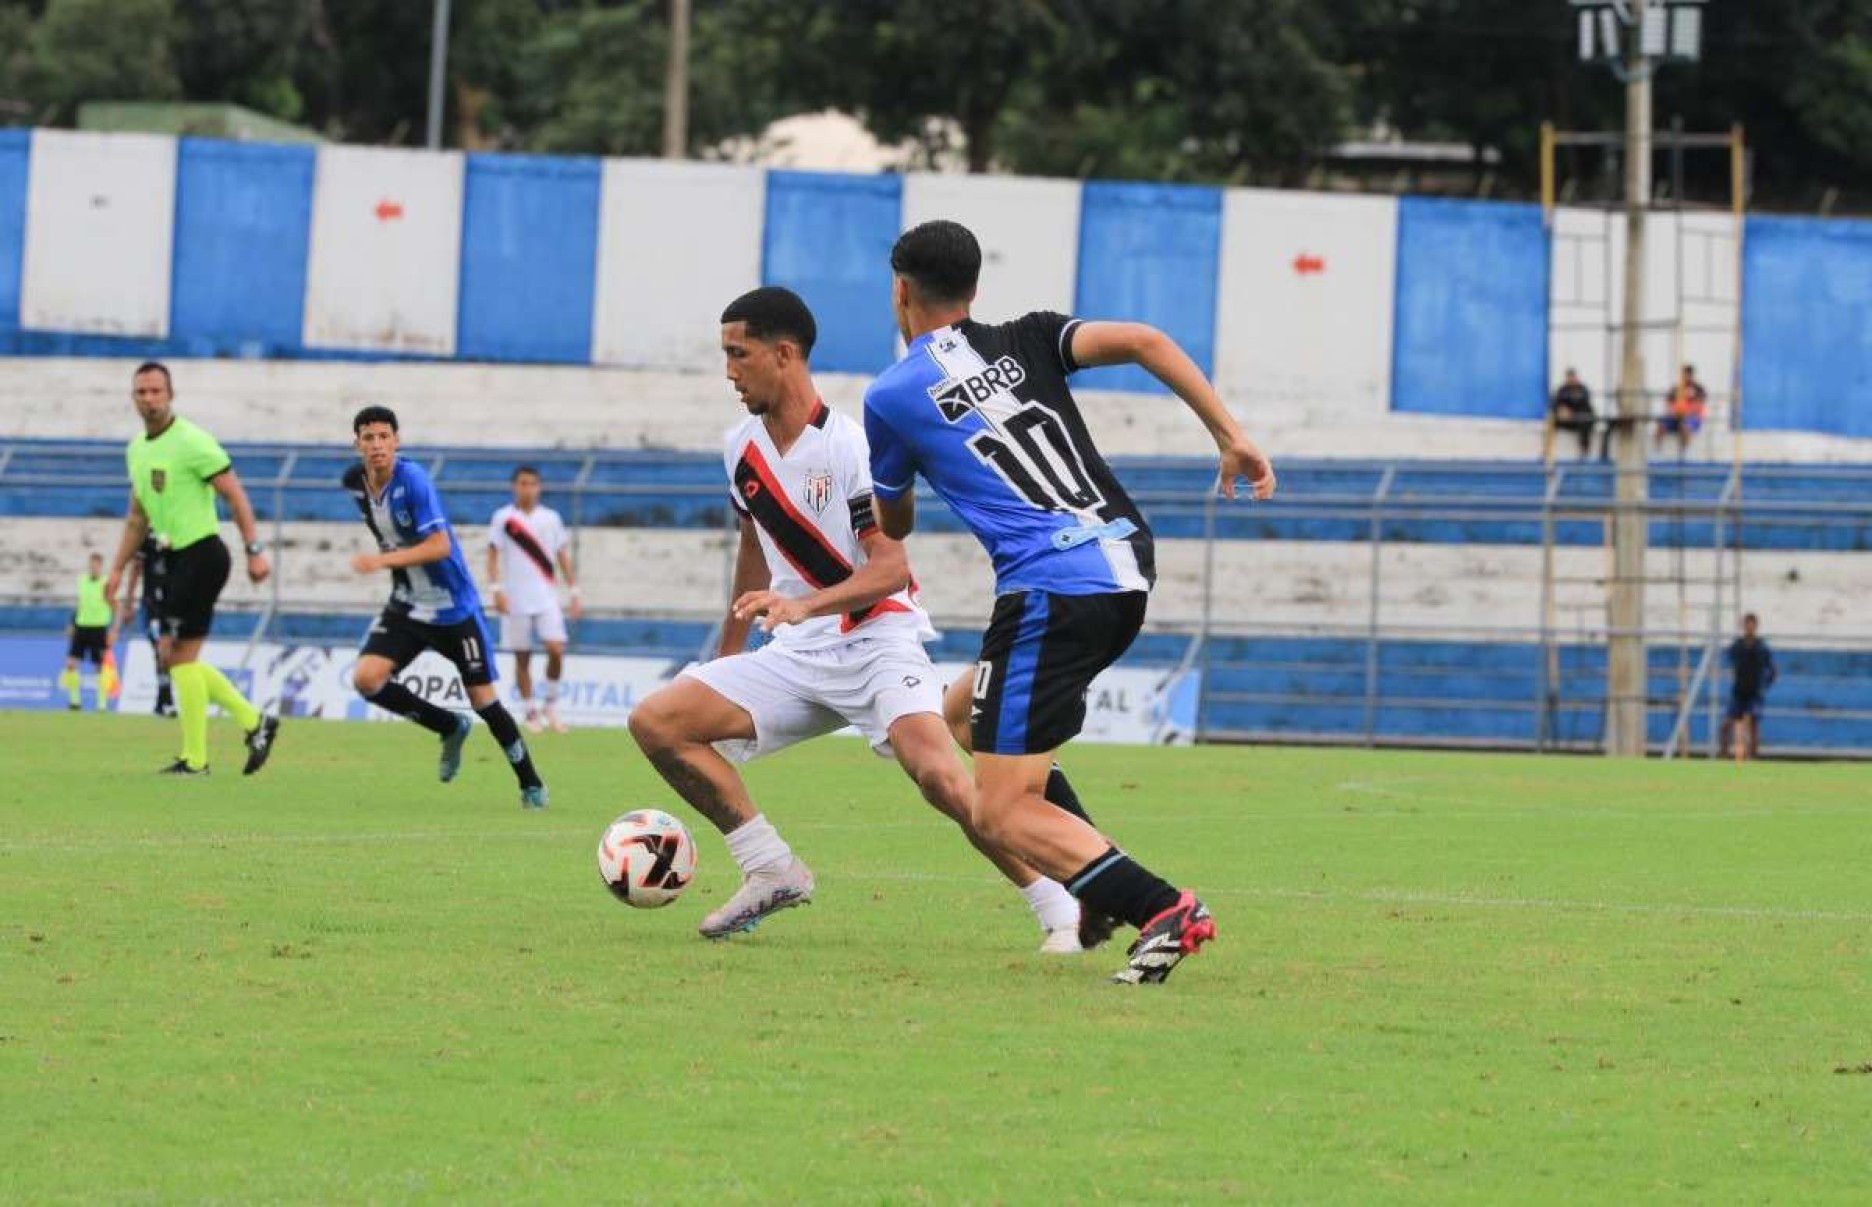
[343,405,548,809]
[863,220,1275,984]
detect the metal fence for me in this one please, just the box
[5,443,1869,756]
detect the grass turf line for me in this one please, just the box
[3,713,1869,1201]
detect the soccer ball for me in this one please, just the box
[597,809,698,908]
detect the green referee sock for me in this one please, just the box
[198,663,260,732]
[59,667,80,708]
[171,663,211,770]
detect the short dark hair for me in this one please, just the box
[1744,612,1758,624]
[891,220,981,305]
[133,361,172,389]
[721,286,817,358]
[512,465,540,482]
[353,404,399,433]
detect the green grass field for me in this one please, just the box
[4,713,1869,1202]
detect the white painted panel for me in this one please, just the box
[303,145,464,355]
[1547,207,1740,419]
[20,130,176,338]
[1212,189,1398,417]
[591,159,765,369]
[900,173,1079,321]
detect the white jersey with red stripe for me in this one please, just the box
[724,403,934,653]
[487,503,568,614]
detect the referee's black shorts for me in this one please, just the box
[68,626,109,663]
[151,536,231,641]
[969,589,1147,756]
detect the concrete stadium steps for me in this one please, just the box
[9,439,1870,555]
[1199,637,1872,752]
[7,516,1863,638]
[7,355,1872,465]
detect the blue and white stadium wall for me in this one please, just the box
[0,128,1869,438]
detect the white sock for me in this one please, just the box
[723,814,792,876]
[1021,877,1080,933]
[543,678,560,705]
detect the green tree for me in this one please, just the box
[24,0,182,123]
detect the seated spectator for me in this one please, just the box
[1550,369,1600,460]
[1656,363,1708,452]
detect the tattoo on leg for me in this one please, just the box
[648,747,749,834]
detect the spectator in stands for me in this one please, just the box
[1551,369,1600,460]
[1722,612,1776,763]
[1656,363,1708,452]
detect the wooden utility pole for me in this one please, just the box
[662,0,692,160]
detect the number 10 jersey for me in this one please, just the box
[863,311,1155,596]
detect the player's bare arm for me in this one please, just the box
[104,494,151,601]
[875,491,916,540]
[556,546,582,619]
[1069,320,1276,500]
[484,545,506,614]
[734,528,911,632]
[351,529,453,575]
[210,469,273,583]
[715,516,770,658]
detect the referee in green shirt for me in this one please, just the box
[59,552,115,711]
[104,362,281,776]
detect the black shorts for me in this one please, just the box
[971,590,1147,756]
[68,625,108,663]
[361,608,498,688]
[1727,692,1764,722]
[151,536,230,641]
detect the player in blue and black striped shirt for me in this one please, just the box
[864,220,1275,984]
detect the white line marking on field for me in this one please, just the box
[5,830,1867,925]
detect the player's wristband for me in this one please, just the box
[568,586,582,597]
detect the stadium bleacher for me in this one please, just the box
[5,436,1868,754]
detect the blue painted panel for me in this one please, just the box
[458,153,602,363]
[0,130,27,335]
[1741,215,1872,437]
[1072,181,1222,394]
[761,171,901,374]
[170,138,314,353]
[1392,197,1548,417]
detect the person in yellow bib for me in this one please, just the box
[103,362,281,776]
[59,552,114,711]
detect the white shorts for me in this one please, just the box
[501,602,568,652]
[681,637,944,763]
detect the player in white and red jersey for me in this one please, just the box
[486,468,581,732]
[628,286,1084,950]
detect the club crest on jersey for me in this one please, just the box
[927,354,1026,422]
[395,509,413,527]
[149,468,166,493]
[802,469,835,515]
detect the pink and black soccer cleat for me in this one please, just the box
[1110,892,1215,984]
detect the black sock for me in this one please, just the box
[364,682,458,736]
[1045,764,1094,825]
[476,703,543,790]
[1064,846,1181,928]
[154,675,172,715]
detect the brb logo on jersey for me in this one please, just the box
[928,355,1027,422]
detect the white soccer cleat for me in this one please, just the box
[1040,926,1085,955]
[698,857,815,939]
[545,702,568,733]
[523,708,545,735]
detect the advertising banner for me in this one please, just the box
[88,640,1198,746]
